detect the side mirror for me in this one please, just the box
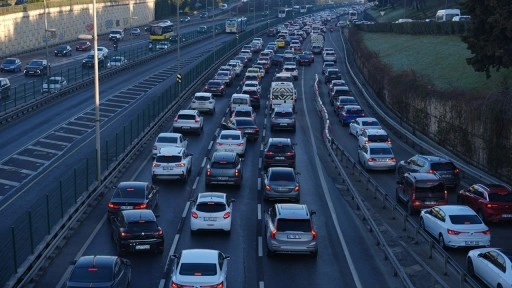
[171,254,179,259]
[230,199,236,203]
[224,255,231,260]
[310,210,316,216]
[296,171,301,175]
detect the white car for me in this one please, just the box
[170,249,230,287]
[242,80,261,93]
[152,132,187,157]
[282,62,299,80]
[110,56,127,67]
[227,60,243,77]
[190,92,216,114]
[151,147,192,182]
[358,129,391,148]
[323,51,337,63]
[41,77,67,94]
[239,50,252,61]
[96,46,109,58]
[252,64,266,78]
[231,106,256,119]
[215,130,246,156]
[358,143,396,171]
[190,192,234,233]
[420,205,491,249]
[349,117,382,137]
[467,248,512,288]
[172,110,204,134]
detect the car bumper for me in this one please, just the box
[152,168,187,180]
[120,239,164,253]
[365,162,396,171]
[271,121,296,130]
[264,190,299,201]
[267,240,317,254]
[263,159,295,168]
[215,146,245,155]
[173,126,201,133]
[190,218,232,231]
[24,70,43,76]
[206,175,242,185]
[444,235,490,248]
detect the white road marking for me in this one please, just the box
[258,236,263,257]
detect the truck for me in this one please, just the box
[435,9,460,22]
[270,82,296,111]
[311,34,325,54]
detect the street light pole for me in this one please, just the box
[43,0,54,78]
[92,0,101,182]
[212,0,216,62]
[177,0,181,96]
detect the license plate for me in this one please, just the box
[204,217,217,221]
[275,157,285,160]
[182,126,190,129]
[245,129,255,133]
[280,123,288,126]
[135,245,150,250]
[287,234,301,239]
[424,201,436,205]
[502,214,512,218]
[465,241,479,245]
[217,177,229,180]
[225,149,234,152]
[163,166,173,170]
[120,206,133,209]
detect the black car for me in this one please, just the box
[396,155,461,189]
[54,45,72,57]
[66,256,131,288]
[271,54,285,66]
[82,54,110,69]
[222,117,260,141]
[205,152,243,187]
[107,182,159,216]
[200,11,208,18]
[241,88,260,109]
[270,107,296,131]
[110,209,164,255]
[263,138,296,169]
[325,68,342,84]
[297,54,312,66]
[203,80,225,96]
[23,59,50,76]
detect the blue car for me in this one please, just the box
[339,105,365,126]
[0,58,22,73]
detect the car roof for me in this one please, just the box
[275,203,311,219]
[416,155,452,163]
[179,249,220,263]
[194,92,212,97]
[159,147,185,155]
[211,152,237,162]
[157,132,182,138]
[197,192,227,203]
[121,209,157,222]
[435,205,477,215]
[363,129,388,135]
[365,142,392,149]
[472,183,512,194]
[343,105,361,110]
[74,255,117,269]
[268,138,292,145]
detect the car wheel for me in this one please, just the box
[419,217,425,230]
[266,246,275,257]
[438,234,446,249]
[467,258,475,276]
[310,250,318,258]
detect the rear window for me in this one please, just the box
[333,89,351,96]
[234,111,252,118]
[69,267,113,283]
[220,133,241,140]
[208,81,222,87]
[194,95,211,101]
[179,263,217,276]
[242,90,259,96]
[211,161,238,169]
[430,162,457,172]
[232,98,249,104]
[157,136,178,144]
[177,114,196,120]
[339,97,356,104]
[235,119,255,127]
[362,120,380,126]
[113,187,145,199]
[368,134,389,142]
[155,155,182,163]
[126,221,159,232]
[269,170,296,182]
[268,144,293,153]
[273,111,294,117]
[449,214,483,225]
[344,109,364,115]
[196,202,227,213]
[369,147,392,155]
[276,219,311,232]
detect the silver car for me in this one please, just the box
[265,203,318,257]
[270,107,296,131]
[263,167,300,202]
[358,142,396,171]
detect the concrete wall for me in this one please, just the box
[0,0,155,57]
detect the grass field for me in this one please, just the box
[361,32,512,92]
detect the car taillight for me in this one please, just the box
[270,229,277,239]
[235,169,240,176]
[120,231,130,238]
[294,185,300,191]
[454,169,460,174]
[486,203,498,208]
[265,151,274,155]
[134,203,147,209]
[154,228,163,236]
[236,143,244,146]
[173,118,178,122]
[195,119,200,123]
[481,230,491,235]
[216,142,223,146]
[447,229,461,235]
[191,211,198,219]
[311,229,317,240]
[387,140,392,145]
[265,185,271,191]
[428,169,435,174]
[175,163,185,167]
[223,212,231,219]
[153,163,161,167]
[207,168,211,176]
[367,157,377,162]
[388,157,396,162]
[108,203,120,209]
[285,152,294,156]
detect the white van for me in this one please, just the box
[109,28,125,41]
[270,82,296,111]
[435,9,460,22]
[452,15,471,22]
[230,94,251,113]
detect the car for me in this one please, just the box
[329,79,347,93]
[109,28,125,41]
[338,105,365,126]
[231,106,256,119]
[396,172,448,215]
[180,16,191,22]
[41,76,67,94]
[172,110,204,134]
[457,184,512,222]
[96,46,109,57]
[226,60,243,77]
[263,138,296,169]
[214,70,233,87]
[203,80,225,96]
[205,152,243,187]
[324,68,342,84]
[156,40,170,50]
[467,248,512,288]
[330,86,352,105]
[110,56,127,67]
[0,78,11,98]
[151,147,193,182]
[190,92,216,114]
[197,25,209,33]
[282,62,299,80]
[245,68,262,80]
[107,182,159,216]
[234,55,248,67]
[267,28,278,36]
[200,11,208,18]
[110,209,164,254]
[130,27,141,36]
[243,44,255,53]
[66,256,131,288]
[54,45,72,57]
[239,50,253,61]
[1,58,22,73]
[396,155,461,189]
[322,50,337,62]
[75,41,92,51]
[241,87,261,109]
[349,117,382,137]
[215,130,246,156]
[264,203,318,257]
[311,45,323,55]
[82,54,110,69]
[273,72,294,83]
[297,53,312,66]
[242,73,260,85]
[253,63,267,77]
[190,192,234,232]
[23,59,50,76]
[242,80,261,93]
[275,39,286,48]
[222,117,259,141]
[358,129,392,148]
[270,106,296,131]
[170,249,230,288]
[322,61,336,75]
[419,205,491,249]
[358,143,396,171]
[271,54,285,66]
[263,167,300,202]
[152,132,188,157]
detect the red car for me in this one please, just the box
[75,41,92,51]
[457,184,512,222]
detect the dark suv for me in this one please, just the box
[396,172,448,214]
[397,155,460,189]
[205,152,243,187]
[66,256,131,288]
[324,68,342,84]
[263,138,296,169]
[110,209,164,255]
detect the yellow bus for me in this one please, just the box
[149,20,174,40]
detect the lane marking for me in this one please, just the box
[201,157,207,168]
[208,140,214,150]
[258,236,263,257]
[192,176,199,190]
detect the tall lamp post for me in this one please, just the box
[212,0,216,62]
[43,0,55,79]
[177,0,181,96]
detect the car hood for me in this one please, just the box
[26,65,43,69]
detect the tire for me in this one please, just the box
[467,258,475,276]
[438,234,446,249]
[419,217,425,230]
[310,250,318,258]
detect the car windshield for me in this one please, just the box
[449,214,483,225]
[339,97,356,104]
[220,133,241,140]
[269,170,295,182]
[345,109,364,115]
[4,59,16,64]
[155,155,182,163]
[208,81,222,87]
[369,147,392,155]
[57,46,67,50]
[235,119,255,127]
[177,114,196,120]
[232,98,248,104]
[415,182,444,193]
[179,263,217,276]
[195,202,227,212]
[28,61,42,66]
[430,162,457,172]
[157,136,178,144]
[276,219,311,232]
[113,186,145,199]
[69,267,113,283]
[126,221,158,232]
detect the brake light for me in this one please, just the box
[311,229,317,240]
[223,211,231,219]
[428,169,435,174]
[108,203,120,209]
[87,267,98,271]
[364,141,369,145]
[152,163,161,167]
[447,229,461,235]
[270,229,277,239]
[207,168,211,176]
[173,118,178,122]
[154,228,163,236]
[195,118,200,123]
[367,158,377,162]
[120,231,130,238]
[285,152,294,156]
[294,185,300,191]
[216,142,223,146]
[175,163,185,167]
[134,203,147,209]
[454,168,460,174]
[481,230,491,235]
[236,143,244,146]
[265,185,271,191]
[235,169,240,177]
[265,151,274,155]
[191,211,199,219]
[486,204,498,208]
[388,157,396,162]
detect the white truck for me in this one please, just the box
[311,33,325,51]
[270,82,296,111]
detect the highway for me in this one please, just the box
[0,8,507,288]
